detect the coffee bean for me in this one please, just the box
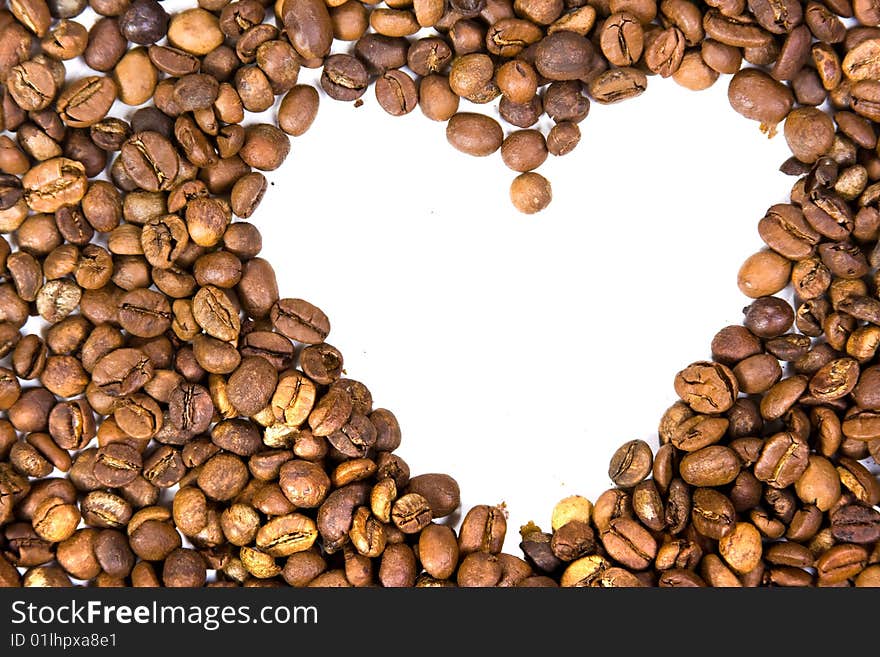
[547,122,581,156]
[0,0,877,593]
[271,298,330,344]
[321,54,368,101]
[784,107,835,164]
[692,488,736,539]
[32,496,80,542]
[327,413,376,458]
[679,446,741,487]
[317,482,370,553]
[57,76,117,128]
[601,518,657,570]
[142,445,185,488]
[405,473,460,518]
[458,552,503,587]
[459,504,506,554]
[718,522,763,574]
[118,288,171,338]
[391,492,432,534]
[674,361,739,414]
[816,543,867,584]
[281,0,333,60]
[197,453,247,502]
[419,523,459,579]
[551,520,596,562]
[419,75,460,121]
[7,61,57,112]
[754,431,810,488]
[375,69,418,116]
[589,68,648,104]
[278,85,320,137]
[168,382,213,435]
[830,504,880,544]
[744,296,795,338]
[94,443,142,487]
[256,513,318,557]
[279,460,330,509]
[543,81,590,123]
[536,31,594,80]
[608,439,653,488]
[728,68,793,130]
[600,12,644,67]
[81,490,131,529]
[22,157,87,213]
[510,172,552,214]
[227,356,276,417]
[120,132,178,192]
[239,124,289,171]
[446,112,504,157]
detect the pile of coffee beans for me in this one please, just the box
[0,0,877,588]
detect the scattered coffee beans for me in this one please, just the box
[0,0,877,589]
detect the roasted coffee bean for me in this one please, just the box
[0,0,876,592]
[57,76,117,128]
[93,443,142,487]
[830,504,880,544]
[317,483,370,553]
[279,460,330,509]
[601,518,657,570]
[692,488,736,539]
[674,361,739,414]
[271,298,329,344]
[22,158,87,213]
[419,75,460,121]
[459,504,506,554]
[192,285,240,341]
[446,112,504,157]
[680,446,741,487]
[120,132,178,192]
[278,85,320,137]
[375,70,418,116]
[536,31,594,80]
[321,54,368,102]
[327,413,376,458]
[226,356,276,417]
[197,453,248,502]
[239,124,289,171]
[390,493,433,534]
[256,513,318,557]
[608,440,653,488]
[816,544,867,584]
[754,432,810,488]
[418,524,459,579]
[728,68,793,129]
[718,522,763,574]
[118,288,171,338]
[406,473,460,518]
[588,68,647,104]
[142,445,185,488]
[510,172,552,214]
[600,12,644,66]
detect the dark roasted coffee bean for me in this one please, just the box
[321,54,369,101]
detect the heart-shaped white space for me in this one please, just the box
[255,65,793,552]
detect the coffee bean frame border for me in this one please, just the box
[0,0,877,588]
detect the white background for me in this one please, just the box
[66,2,796,555]
[268,60,793,552]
